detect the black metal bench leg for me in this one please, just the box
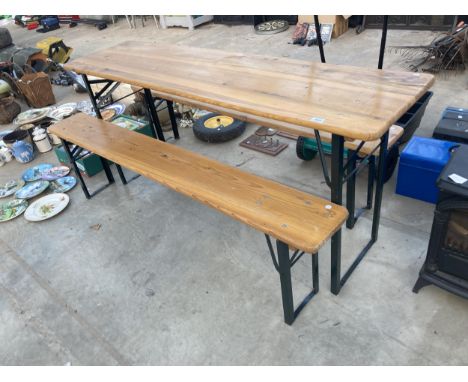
[272,238,319,325]
[346,150,357,229]
[277,240,295,325]
[61,139,115,199]
[61,139,92,199]
[167,100,180,139]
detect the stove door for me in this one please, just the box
[439,209,468,279]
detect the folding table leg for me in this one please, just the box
[371,131,389,242]
[167,100,180,139]
[346,149,357,229]
[330,134,344,295]
[366,156,376,210]
[143,88,165,141]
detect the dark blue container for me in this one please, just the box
[396,136,457,203]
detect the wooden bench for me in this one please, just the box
[49,113,348,325]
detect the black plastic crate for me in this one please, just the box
[396,91,433,143]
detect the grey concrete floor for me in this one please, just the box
[1,18,468,365]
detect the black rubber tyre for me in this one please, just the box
[193,113,246,143]
[0,28,12,50]
[383,144,400,183]
[296,136,317,161]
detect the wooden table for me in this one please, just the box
[65,42,434,294]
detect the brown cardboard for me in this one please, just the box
[297,15,349,38]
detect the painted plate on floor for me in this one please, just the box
[0,129,13,141]
[13,107,52,125]
[24,193,69,222]
[15,180,49,199]
[101,108,116,121]
[48,103,77,120]
[22,163,54,182]
[41,165,70,181]
[0,199,28,222]
[0,179,25,198]
[76,100,96,116]
[49,176,76,193]
[103,103,125,117]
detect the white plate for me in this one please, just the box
[48,103,77,120]
[24,193,70,222]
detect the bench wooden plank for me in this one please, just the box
[65,42,434,141]
[50,113,348,253]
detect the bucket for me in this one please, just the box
[2,129,32,148]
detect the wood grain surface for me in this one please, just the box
[65,41,434,141]
[50,113,348,253]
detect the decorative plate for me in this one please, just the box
[41,165,70,181]
[13,107,52,125]
[15,180,50,199]
[22,163,54,182]
[0,179,25,198]
[101,108,116,121]
[49,176,76,193]
[24,193,70,222]
[76,100,96,116]
[0,199,28,222]
[48,102,77,120]
[0,129,13,141]
[103,103,125,118]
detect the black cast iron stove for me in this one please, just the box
[413,144,468,298]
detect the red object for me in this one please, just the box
[27,22,39,30]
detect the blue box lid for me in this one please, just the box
[400,136,457,170]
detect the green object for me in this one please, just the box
[296,136,349,161]
[54,146,103,177]
[111,114,153,137]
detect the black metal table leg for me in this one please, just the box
[167,100,180,139]
[371,131,389,242]
[82,74,103,119]
[143,88,165,141]
[346,149,357,229]
[330,134,345,295]
[366,156,376,209]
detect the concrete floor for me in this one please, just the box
[1,18,468,365]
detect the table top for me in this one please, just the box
[65,41,435,141]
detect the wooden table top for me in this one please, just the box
[65,41,435,141]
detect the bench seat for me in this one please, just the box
[49,113,348,254]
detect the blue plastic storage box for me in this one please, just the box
[396,137,456,203]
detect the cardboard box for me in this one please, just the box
[297,15,350,38]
